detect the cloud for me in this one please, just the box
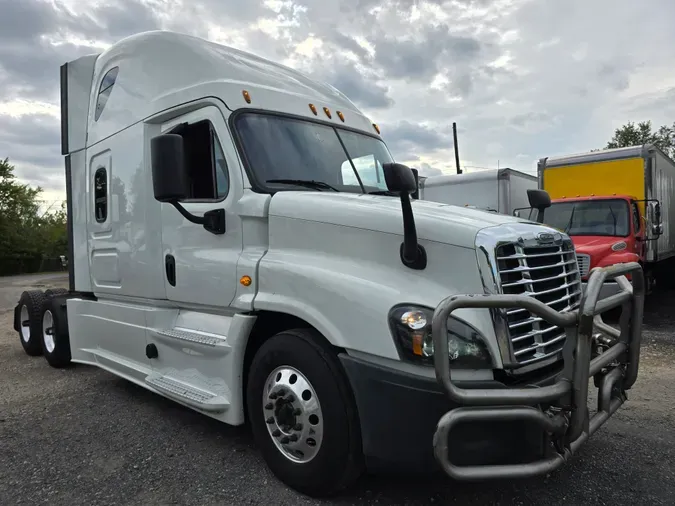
[416,162,443,177]
[2,0,675,200]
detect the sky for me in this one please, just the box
[2,0,675,206]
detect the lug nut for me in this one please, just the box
[280,436,290,444]
[266,417,274,424]
[272,429,281,437]
[286,395,295,402]
[289,434,298,442]
[293,423,303,431]
[264,403,273,410]
[269,392,278,400]
[293,408,302,416]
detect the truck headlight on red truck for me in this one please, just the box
[388,304,493,369]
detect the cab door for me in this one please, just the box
[157,104,243,307]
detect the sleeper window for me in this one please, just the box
[94,168,107,222]
[95,67,119,121]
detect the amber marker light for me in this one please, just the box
[240,275,252,287]
[337,110,345,122]
[242,90,251,103]
[309,103,318,115]
[372,123,380,134]
[323,106,332,119]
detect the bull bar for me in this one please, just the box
[430,262,645,480]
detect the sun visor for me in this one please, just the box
[60,53,99,155]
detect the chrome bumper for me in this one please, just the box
[430,262,644,480]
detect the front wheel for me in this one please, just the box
[246,328,364,497]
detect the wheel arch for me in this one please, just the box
[241,310,347,421]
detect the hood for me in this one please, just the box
[268,191,532,249]
[572,235,629,255]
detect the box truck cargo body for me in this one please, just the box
[538,144,675,294]
[12,30,645,498]
[418,168,537,216]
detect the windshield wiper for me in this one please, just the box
[266,179,339,192]
[564,205,576,234]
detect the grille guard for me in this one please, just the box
[430,262,645,480]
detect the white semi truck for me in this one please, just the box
[13,31,645,497]
[417,168,537,216]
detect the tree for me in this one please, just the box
[0,157,67,275]
[604,120,675,158]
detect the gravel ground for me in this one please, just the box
[1,273,674,505]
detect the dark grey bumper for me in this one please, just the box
[339,355,556,472]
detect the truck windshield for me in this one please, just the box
[543,199,630,237]
[234,112,394,193]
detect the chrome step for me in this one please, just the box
[145,373,229,412]
[152,328,230,348]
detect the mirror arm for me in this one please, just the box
[170,202,226,235]
[172,201,205,225]
[399,193,427,270]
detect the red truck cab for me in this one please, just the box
[542,194,649,296]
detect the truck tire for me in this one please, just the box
[246,328,364,497]
[16,290,47,356]
[44,288,68,298]
[40,296,72,368]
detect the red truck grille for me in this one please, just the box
[576,253,591,278]
[496,240,583,366]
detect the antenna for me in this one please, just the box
[453,122,462,174]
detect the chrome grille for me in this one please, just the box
[576,253,591,278]
[495,239,582,366]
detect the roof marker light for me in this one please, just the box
[243,90,251,103]
[373,123,380,134]
[309,103,318,115]
[337,110,345,122]
[323,106,332,119]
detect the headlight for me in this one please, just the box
[388,304,493,369]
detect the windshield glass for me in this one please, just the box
[543,199,630,237]
[234,113,394,193]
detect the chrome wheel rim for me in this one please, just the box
[262,366,324,463]
[42,310,55,353]
[20,305,30,343]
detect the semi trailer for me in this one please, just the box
[418,168,537,216]
[538,145,675,296]
[14,30,644,497]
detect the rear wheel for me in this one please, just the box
[246,328,364,497]
[44,288,68,298]
[40,296,72,368]
[16,290,47,356]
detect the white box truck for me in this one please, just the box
[417,168,537,216]
[13,31,645,497]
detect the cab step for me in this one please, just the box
[145,372,230,412]
[151,328,231,352]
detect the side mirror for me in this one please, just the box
[410,168,420,200]
[383,162,417,194]
[526,189,551,224]
[151,133,190,202]
[527,189,551,211]
[382,162,426,270]
[654,202,662,225]
[150,133,225,235]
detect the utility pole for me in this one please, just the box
[453,122,462,174]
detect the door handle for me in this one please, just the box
[165,254,176,286]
